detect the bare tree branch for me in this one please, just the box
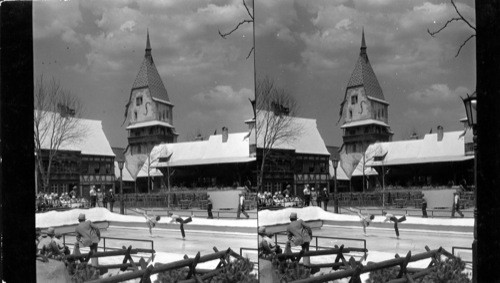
[450,0,476,31]
[218,19,253,39]
[218,0,254,59]
[427,0,475,57]
[455,34,476,57]
[427,18,462,37]
[256,77,303,191]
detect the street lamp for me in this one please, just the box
[462,91,477,283]
[118,159,125,215]
[332,158,339,213]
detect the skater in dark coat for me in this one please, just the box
[421,196,428,218]
[207,195,213,219]
[167,212,192,240]
[107,189,115,212]
[382,211,407,238]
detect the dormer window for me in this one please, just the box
[136,96,143,106]
[351,95,358,104]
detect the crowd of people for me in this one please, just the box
[257,184,331,210]
[36,188,86,212]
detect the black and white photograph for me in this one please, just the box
[2,0,500,282]
[32,0,258,282]
[254,1,481,282]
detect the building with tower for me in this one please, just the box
[125,31,178,156]
[337,29,393,191]
[123,31,178,188]
[340,29,393,154]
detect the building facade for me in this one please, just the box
[340,29,393,154]
[125,31,178,156]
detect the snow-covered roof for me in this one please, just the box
[136,132,255,177]
[256,110,330,156]
[340,119,390,129]
[114,161,135,182]
[366,131,473,167]
[125,120,175,130]
[328,160,349,181]
[36,110,115,157]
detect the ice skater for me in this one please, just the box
[143,212,161,237]
[345,207,375,235]
[167,212,192,240]
[382,211,407,238]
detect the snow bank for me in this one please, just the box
[258,207,473,227]
[36,208,257,228]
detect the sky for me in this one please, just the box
[34,0,255,148]
[255,0,476,147]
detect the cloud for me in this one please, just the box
[120,20,136,32]
[192,85,253,107]
[409,84,470,104]
[33,1,83,44]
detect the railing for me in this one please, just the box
[338,207,474,218]
[240,247,259,265]
[141,208,258,219]
[452,246,473,264]
[290,246,457,283]
[85,247,242,283]
[273,233,367,258]
[62,233,154,256]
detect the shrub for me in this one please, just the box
[272,258,311,281]
[70,262,100,283]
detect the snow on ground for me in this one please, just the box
[258,206,473,227]
[36,208,257,228]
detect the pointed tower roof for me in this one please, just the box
[131,31,171,104]
[346,29,385,102]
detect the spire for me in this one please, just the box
[360,27,367,55]
[145,29,152,58]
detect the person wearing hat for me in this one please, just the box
[107,189,116,212]
[53,232,70,256]
[167,212,192,240]
[285,212,312,254]
[421,196,428,218]
[89,186,97,207]
[258,226,281,259]
[37,227,54,255]
[75,213,100,265]
[237,193,250,219]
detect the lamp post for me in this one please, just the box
[333,158,339,213]
[462,91,477,283]
[118,159,125,215]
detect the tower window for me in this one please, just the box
[351,95,358,104]
[134,111,138,120]
[136,96,143,106]
[349,110,353,119]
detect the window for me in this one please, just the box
[351,95,358,104]
[349,110,353,119]
[136,96,143,106]
[134,111,137,120]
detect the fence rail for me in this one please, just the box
[85,247,242,283]
[290,246,454,283]
[62,233,154,256]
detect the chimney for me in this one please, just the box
[437,125,444,141]
[222,127,228,143]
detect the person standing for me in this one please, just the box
[451,192,464,218]
[89,186,97,207]
[285,212,312,254]
[207,195,214,219]
[311,187,318,206]
[107,189,115,212]
[167,212,192,240]
[303,185,311,206]
[75,213,100,266]
[97,189,104,207]
[421,196,428,218]
[237,193,250,219]
[321,188,329,211]
[102,190,108,209]
[382,211,407,238]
